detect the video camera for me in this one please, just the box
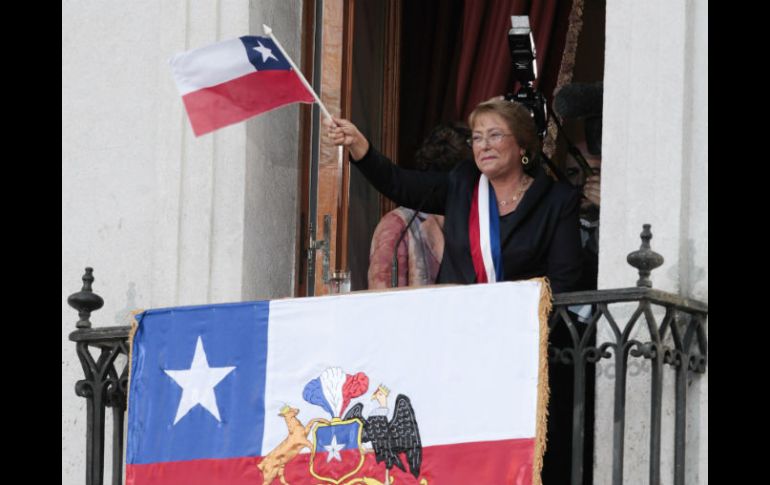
[505,16,548,138]
[504,16,601,186]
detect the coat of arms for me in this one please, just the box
[258,367,424,485]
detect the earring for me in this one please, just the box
[521,154,529,166]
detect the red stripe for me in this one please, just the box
[127,438,535,485]
[126,456,260,485]
[182,70,315,136]
[469,179,487,283]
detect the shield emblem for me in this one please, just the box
[309,417,365,484]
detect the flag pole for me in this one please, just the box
[263,24,334,123]
[263,24,348,279]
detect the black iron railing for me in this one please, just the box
[68,268,130,485]
[67,225,707,485]
[549,289,707,485]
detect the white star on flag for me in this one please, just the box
[164,336,236,425]
[254,41,278,63]
[323,434,346,462]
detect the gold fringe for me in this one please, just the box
[125,309,143,412]
[532,277,553,485]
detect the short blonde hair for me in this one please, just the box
[468,98,540,157]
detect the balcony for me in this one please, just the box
[66,225,708,485]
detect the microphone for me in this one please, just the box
[391,185,441,288]
[553,82,603,157]
[553,82,603,119]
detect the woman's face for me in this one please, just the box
[471,112,523,181]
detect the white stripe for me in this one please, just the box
[262,282,542,451]
[477,175,497,283]
[169,38,255,96]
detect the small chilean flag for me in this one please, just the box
[170,36,315,137]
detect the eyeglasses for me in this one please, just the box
[466,132,515,147]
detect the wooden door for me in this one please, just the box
[296,0,401,296]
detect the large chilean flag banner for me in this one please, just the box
[126,281,551,485]
[170,36,314,137]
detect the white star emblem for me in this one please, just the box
[253,41,278,63]
[164,336,236,425]
[323,434,346,462]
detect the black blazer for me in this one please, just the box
[353,146,583,294]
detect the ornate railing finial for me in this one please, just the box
[67,267,104,329]
[626,224,664,288]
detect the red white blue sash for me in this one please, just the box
[469,174,503,283]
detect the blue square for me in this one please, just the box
[241,36,291,71]
[127,301,270,464]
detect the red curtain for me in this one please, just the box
[454,0,573,121]
[398,0,465,169]
[397,0,572,168]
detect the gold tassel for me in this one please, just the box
[125,309,144,411]
[532,277,553,485]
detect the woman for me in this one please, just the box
[368,122,471,289]
[327,98,582,293]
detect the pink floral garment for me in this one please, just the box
[368,207,445,289]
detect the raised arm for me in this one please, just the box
[325,117,449,214]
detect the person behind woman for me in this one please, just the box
[327,97,582,293]
[368,122,471,289]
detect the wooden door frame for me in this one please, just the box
[295,0,402,296]
[379,0,401,216]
